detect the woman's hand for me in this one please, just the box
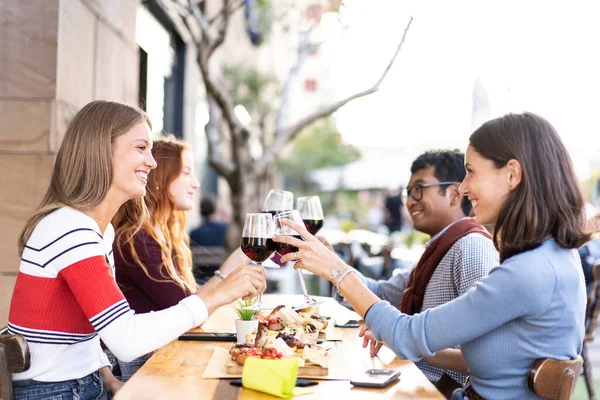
[273,219,348,282]
[359,326,383,357]
[99,366,124,394]
[315,235,335,253]
[199,265,267,314]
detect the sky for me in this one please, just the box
[322,0,600,180]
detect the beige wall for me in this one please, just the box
[0,0,139,325]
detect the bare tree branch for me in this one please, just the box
[276,23,319,133]
[156,0,195,43]
[253,16,414,178]
[208,0,244,25]
[205,96,236,182]
[188,0,246,148]
[207,0,231,59]
[188,0,213,44]
[196,50,247,142]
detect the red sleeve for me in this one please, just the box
[58,256,128,326]
[115,231,190,310]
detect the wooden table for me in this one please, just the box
[115,295,443,399]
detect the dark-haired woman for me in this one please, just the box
[274,112,588,399]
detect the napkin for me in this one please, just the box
[242,357,313,398]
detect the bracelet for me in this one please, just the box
[336,269,357,295]
[214,270,227,280]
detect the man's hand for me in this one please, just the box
[359,325,383,357]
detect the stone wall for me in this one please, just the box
[0,0,140,325]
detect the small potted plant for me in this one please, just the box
[233,299,259,344]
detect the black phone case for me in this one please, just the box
[334,320,360,328]
[178,332,237,342]
[350,370,401,388]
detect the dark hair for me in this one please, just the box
[200,195,217,218]
[470,112,590,262]
[411,150,472,216]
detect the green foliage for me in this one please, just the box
[582,172,600,204]
[278,118,361,182]
[232,299,259,321]
[401,229,430,249]
[255,0,273,41]
[223,64,278,119]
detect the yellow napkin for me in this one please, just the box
[242,357,313,398]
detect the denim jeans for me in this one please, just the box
[103,348,151,382]
[13,371,107,400]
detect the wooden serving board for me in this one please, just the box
[225,358,328,377]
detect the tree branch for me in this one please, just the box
[276,23,319,133]
[207,0,231,59]
[205,96,236,183]
[253,16,414,178]
[188,0,213,45]
[208,0,244,25]
[196,49,247,143]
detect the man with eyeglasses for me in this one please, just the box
[332,150,498,398]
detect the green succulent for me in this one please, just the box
[232,299,259,321]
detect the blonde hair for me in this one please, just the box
[19,100,151,254]
[114,135,196,292]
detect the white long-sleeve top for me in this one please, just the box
[8,207,208,382]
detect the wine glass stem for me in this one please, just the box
[297,268,310,301]
[256,262,263,305]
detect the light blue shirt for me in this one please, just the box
[334,219,498,385]
[366,239,586,399]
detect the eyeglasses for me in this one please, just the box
[401,182,460,203]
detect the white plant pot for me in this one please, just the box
[235,319,258,344]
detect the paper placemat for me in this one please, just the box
[201,342,391,381]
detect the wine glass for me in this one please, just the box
[240,213,276,310]
[262,189,294,216]
[262,189,293,268]
[297,196,324,235]
[274,210,324,310]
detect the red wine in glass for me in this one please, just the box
[293,197,325,310]
[240,213,275,310]
[241,237,276,263]
[275,234,302,256]
[303,219,324,235]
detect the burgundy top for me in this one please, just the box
[114,230,192,314]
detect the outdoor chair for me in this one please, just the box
[582,262,600,400]
[528,356,583,400]
[191,245,226,284]
[0,326,30,400]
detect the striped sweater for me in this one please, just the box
[8,207,208,382]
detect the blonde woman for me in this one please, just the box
[7,101,266,400]
[110,136,247,379]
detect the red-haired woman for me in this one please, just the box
[110,136,248,380]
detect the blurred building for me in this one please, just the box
[0,0,339,324]
[0,0,139,325]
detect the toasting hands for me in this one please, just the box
[199,265,267,313]
[273,219,347,282]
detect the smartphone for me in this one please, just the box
[334,319,360,328]
[178,332,237,342]
[350,369,401,388]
